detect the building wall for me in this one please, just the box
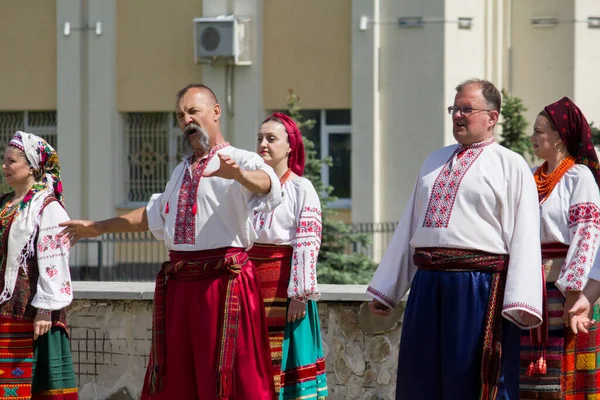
[116,0,203,111]
[2,0,600,226]
[510,0,575,131]
[262,0,352,110]
[375,0,488,222]
[574,0,600,127]
[0,0,57,110]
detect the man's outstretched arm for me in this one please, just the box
[59,206,148,245]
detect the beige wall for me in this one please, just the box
[116,0,203,111]
[574,0,600,127]
[510,0,575,129]
[262,0,351,110]
[0,0,56,110]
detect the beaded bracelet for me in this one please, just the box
[37,308,52,315]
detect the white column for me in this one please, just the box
[574,0,600,124]
[56,0,86,219]
[202,0,263,151]
[87,0,118,221]
[351,0,381,224]
[230,0,263,152]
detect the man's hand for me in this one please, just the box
[59,220,102,246]
[287,299,306,323]
[518,310,540,326]
[569,294,595,334]
[202,153,242,181]
[368,299,392,316]
[34,311,52,340]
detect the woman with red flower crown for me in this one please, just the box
[520,98,600,399]
[0,132,77,398]
[249,113,328,399]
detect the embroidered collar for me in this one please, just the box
[185,142,230,167]
[457,137,494,152]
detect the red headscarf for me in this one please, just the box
[544,96,600,188]
[263,112,305,176]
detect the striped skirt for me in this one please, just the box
[249,244,328,400]
[0,317,77,399]
[520,283,600,399]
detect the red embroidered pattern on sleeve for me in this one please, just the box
[292,206,322,299]
[422,139,492,228]
[561,202,600,291]
[59,281,72,296]
[502,302,542,317]
[37,233,70,253]
[366,286,397,309]
[45,265,58,279]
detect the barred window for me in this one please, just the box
[0,111,57,193]
[273,109,352,208]
[124,112,181,203]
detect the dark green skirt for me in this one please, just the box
[32,326,78,399]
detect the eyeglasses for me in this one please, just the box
[447,106,495,116]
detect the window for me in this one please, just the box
[0,111,58,154]
[283,109,352,209]
[0,111,58,192]
[124,112,181,204]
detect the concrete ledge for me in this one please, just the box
[72,281,370,302]
[73,281,156,300]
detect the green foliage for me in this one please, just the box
[590,121,600,145]
[285,89,376,284]
[499,90,533,158]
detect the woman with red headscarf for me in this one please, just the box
[520,97,600,398]
[249,112,327,399]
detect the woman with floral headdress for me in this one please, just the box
[0,132,76,398]
[520,97,600,399]
[249,113,327,399]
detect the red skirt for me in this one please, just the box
[141,247,275,400]
[247,244,293,394]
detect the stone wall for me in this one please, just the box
[69,282,406,400]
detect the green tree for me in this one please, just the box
[499,90,533,158]
[590,121,600,145]
[284,89,376,284]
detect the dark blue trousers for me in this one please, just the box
[396,270,520,400]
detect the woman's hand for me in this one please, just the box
[287,299,307,323]
[563,291,582,327]
[34,310,52,340]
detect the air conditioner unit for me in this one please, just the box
[193,15,252,65]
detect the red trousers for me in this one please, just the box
[141,249,275,400]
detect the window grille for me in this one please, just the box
[124,112,181,203]
[0,111,58,193]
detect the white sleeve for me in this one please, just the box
[366,178,420,309]
[556,170,600,293]
[32,201,73,310]
[501,158,543,329]
[146,193,165,241]
[288,181,321,301]
[236,151,282,213]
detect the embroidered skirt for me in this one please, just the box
[249,244,328,400]
[520,283,600,399]
[0,317,77,399]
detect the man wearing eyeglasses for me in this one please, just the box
[367,79,542,399]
